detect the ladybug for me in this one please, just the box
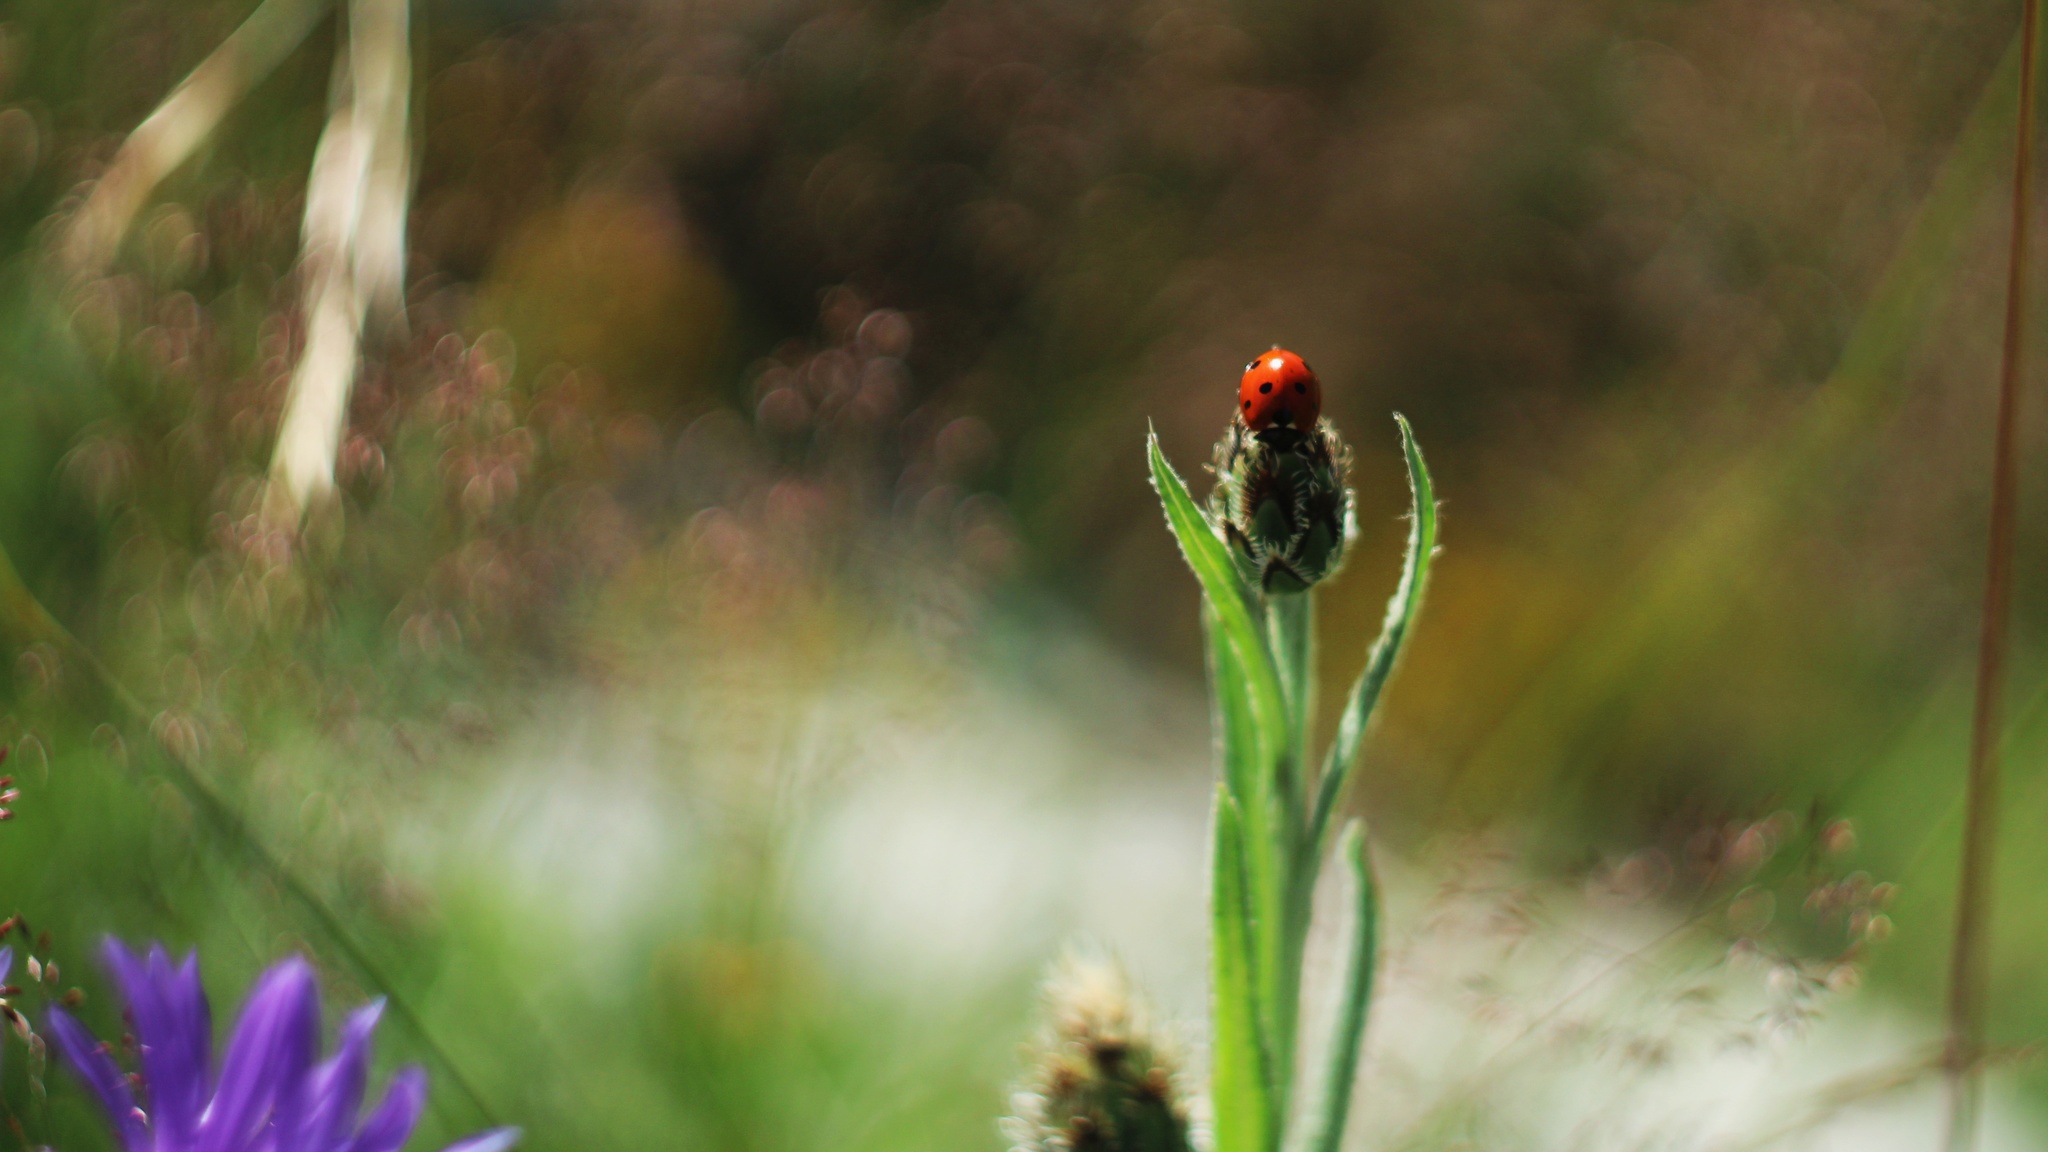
[1238,347,1321,434]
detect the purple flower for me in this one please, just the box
[48,941,518,1152]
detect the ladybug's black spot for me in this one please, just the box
[1259,382,1273,394]
[1243,400,1251,409]
[1294,382,1306,393]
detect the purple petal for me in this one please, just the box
[295,1000,384,1152]
[195,956,319,1152]
[436,1128,521,1152]
[172,952,215,1110]
[345,1067,426,1152]
[47,1007,147,1152]
[103,940,210,1146]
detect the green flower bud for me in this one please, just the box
[1210,421,1353,593]
[1004,957,1192,1152]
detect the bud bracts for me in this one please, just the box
[1211,420,1353,593]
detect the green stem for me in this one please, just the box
[1267,591,1315,794]
[1265,589,1315,1114]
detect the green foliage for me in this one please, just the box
[1149,416,1436,1152]
[1208,788,1273,1152]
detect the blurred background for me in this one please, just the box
[1,0,2047,1147]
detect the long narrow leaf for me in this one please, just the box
[1209,606,1299,1108]
[1293,822,1379,1152]
[1159,427,1303,1108]
[1210,788,1276,1152]
[1311,415,1436,850]
[1148,431,1289,778]
[1206,603,1272,837]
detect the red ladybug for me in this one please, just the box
[1238,347,1321,433]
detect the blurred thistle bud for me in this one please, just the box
[1211,419,1353,594]
[1004,955,1191,1152]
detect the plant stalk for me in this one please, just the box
[63,0,332,275]
[1943,0,2041,1145]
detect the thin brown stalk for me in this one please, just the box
[1943,0,2041,1146]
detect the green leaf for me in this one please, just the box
[1148,430,1289,785]
[1206,604,1274,848]
[1158,428,1303,1111]
[1311,414,1436,851]
[1292,821,1379,1152]
[1210,787,1276,1152]
[1208,605,1299,1111]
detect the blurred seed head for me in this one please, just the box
[1006,954,1190,1152]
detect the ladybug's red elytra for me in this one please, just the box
[1238,347,1320,433]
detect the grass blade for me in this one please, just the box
[1293,822,1378,1152]
[1211,787,1276,1152]
[1311,415,1436,850]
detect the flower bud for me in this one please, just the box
[1006,957,1190,1152]
[1211,420,1352,593]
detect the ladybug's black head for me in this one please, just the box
[1254,424,1307,450]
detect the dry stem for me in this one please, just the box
[1942,0,2041,1146]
